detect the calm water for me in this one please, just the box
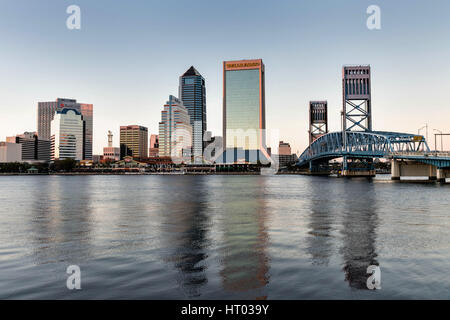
[0,175,449,299]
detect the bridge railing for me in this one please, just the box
[389,151,450,158]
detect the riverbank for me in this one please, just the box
[1,171,276,176]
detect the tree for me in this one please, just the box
[51,158,77,172]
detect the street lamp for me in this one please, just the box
[418,124,428,151]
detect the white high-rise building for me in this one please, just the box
[50,108,85,161]
[38,98,93,160]
[158,95,192,161]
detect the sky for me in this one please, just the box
[1,0,450,154]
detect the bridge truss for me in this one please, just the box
[296,131,444,167]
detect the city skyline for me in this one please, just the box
[1,1,450,304]
[1,0,450,155]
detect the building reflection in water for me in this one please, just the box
[340,179,379,289]
[159,176,210,298]
[28,176,94,265]
[306,178,335,266]
[218,176,270,299]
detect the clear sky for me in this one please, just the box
[1,0,450,154]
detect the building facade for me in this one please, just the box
[158,95,192,160]
[149,134,159,158]
[37,98,93,160]
[0,142,22,163]
[222,59,267,163]
[120,125,148,159]
[6,132,50,162]
[50,108,85,161]
[103,131,120,161]
[277,141,297,167]
[80,103,93,160]
[179,66,206,163]
[279,141,292,155]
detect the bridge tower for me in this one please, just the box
[342,65,372,132]
[307,101,329,173]
[309,101,328,145]
[342,65,374,176]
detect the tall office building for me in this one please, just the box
[6,132,50,162]
[158,95,192,160]
[37,98,93,160]
[50,108,85,161]
[223,59,267,163]
[120,125,148,159]
[80,103,93,160]
[179,66,206,163]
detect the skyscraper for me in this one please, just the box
[179,66,206,163]
[120,125,148,159]
[223,59,266,163]
[158,95,192,160]
[37,98,93,160]
[50,108,85,161]
[80,103,93,160]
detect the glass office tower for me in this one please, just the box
[223,59,266,163]
[179,66,206,163]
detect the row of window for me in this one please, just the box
[345,79,370,96]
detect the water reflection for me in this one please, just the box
[219,177,270,298]
[306,178,335,266]
[29,176,94,265]
[340,179,379,289]
[159,177,210,298]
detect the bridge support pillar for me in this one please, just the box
[391,160,400,180]
[391,160,438,181]
[437,169,450,183]
[429,166,437,181]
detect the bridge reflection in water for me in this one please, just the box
[340,180,379,289]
